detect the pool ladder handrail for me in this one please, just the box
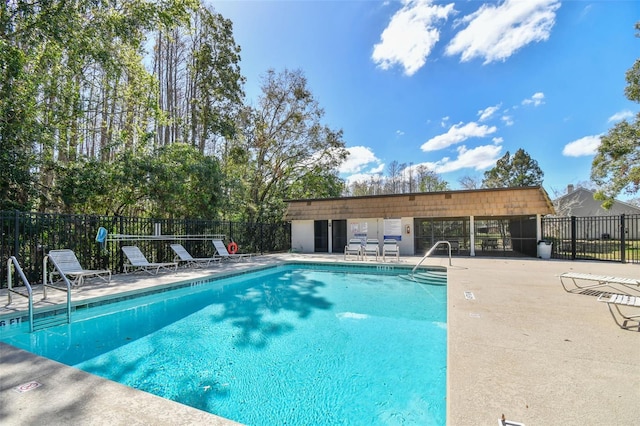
[42,254,72,326]
[7,256,34,332]
[411,240,452,279]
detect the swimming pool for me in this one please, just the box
[1,263,447,425]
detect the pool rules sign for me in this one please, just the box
[383,218,402,241]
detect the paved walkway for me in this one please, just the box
[1,254,639,425]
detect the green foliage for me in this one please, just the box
[287,170,345,200]
[416,167,450,192]
[57,144,223,218]
[592,22,640,208]
[147,143,223,218]
[1,3,345,223]
[57,159,110,213]
[0,4,42,210]
[235,69,348,223]
[482,148,544,188]
[189,6,244,150]
[592,117,640,209]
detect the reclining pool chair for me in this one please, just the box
[382,239,400,262]
[559,272,640,295]
[47,249,111,286]
[170,244,220,268]
[121,246,178,275]
[344,239,363,260]
[362,239,380,261]
[597,293,640,331]
[211,240,252,262]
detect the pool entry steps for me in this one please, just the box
[6,257,34,331]
[398,240,452,284]
[402,269,447,285]
[6,255,72,332]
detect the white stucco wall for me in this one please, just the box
[290,220,314,253]
[345,218,382,243]
[289,217,417,256]
[346,218,409,253]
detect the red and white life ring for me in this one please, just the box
[227,241,238,254]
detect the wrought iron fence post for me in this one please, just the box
[620,214,626,264]
[570,216,576,260]
[13,210,20,259]
[118,216,124,273]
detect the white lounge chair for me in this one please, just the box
[597,293,640,331]
[47,249,111,286]
[362,239,380,261]
[559,272,640,295]
[121,246,178,274]
[170,244,220,268]
[382,239,399,262]
[211,240,252,262]
[344,239,362,260]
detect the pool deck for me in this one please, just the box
[1,254,639,425]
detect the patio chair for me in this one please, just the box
[121,246,178,275]
[559,272,640,295]
[597,293,640,331]
[362,239,380,261]
[382,239,400,262]
[47,249,111,286]
[170,244,220,268]
[211,239,252,262]
[344,239,363,260]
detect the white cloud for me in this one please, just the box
[445,0,560,64]
[608,110,634,123]
[418,144,503,173]
[477,104,501,121]
[522,92,545,106]
[492,137,503,144]
[441,116,450,127]
[339,146,382,174]
[372,0,455,76]
[343,163,386,186]
[562,135,602,157]
[344,172,376,186]
[501,115,514,126]
[421,121,497,152]
[369,163,386,174]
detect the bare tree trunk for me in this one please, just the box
[99,77,110,161]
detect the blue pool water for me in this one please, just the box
[2,264,447,425]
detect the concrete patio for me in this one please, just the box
[1,254,638,425]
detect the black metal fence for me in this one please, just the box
[542,214,640,263]
[1,211,291,288]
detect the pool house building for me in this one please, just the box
[284,186,555,257]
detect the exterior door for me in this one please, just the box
[331,220,347,253]
[314,220,328,252]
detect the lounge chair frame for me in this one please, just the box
[362,239,380,261]
[121,246,178,275]
[344,239,362,260]
[559,272,640,295]
[170,244,220,268]
[382,239,400,262]
[597,293,640,331]
[47,249,111,286]
[211,240,252,262]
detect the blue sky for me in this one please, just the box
[213,0,639,199]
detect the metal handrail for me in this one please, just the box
[42,255,72,325]
[7,256,34,332]
[411,240,453,277]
